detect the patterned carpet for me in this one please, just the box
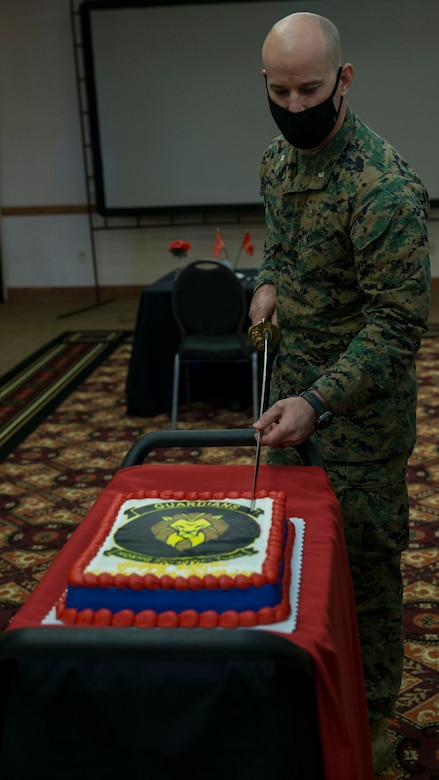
[0,329,130,460]
[0,330,438,778]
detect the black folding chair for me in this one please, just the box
[171,259,259,427]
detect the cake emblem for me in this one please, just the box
[106,500,262,564]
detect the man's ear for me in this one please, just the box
[262,68,267,81]
[340,63,354,96]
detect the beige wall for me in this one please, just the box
[1,0,438,298]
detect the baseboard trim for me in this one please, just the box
[5,280,439,303]
[5,286,146,303]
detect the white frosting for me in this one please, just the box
[84,496,275,580]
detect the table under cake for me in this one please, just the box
[0,463,373,780]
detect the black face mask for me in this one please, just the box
[267,67,343,150]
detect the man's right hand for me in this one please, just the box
[249,283,278,325]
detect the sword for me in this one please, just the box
[247,318,281,513]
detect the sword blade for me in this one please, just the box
[250,431,262,512]
[250,327,271,512]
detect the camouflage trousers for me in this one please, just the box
[268,447,409,719]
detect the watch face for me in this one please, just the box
[317,410,333,430]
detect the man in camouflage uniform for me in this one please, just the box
[250,12,430,774]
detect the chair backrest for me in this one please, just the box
[172,259,247,336]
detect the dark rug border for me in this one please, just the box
[0,330,132,462]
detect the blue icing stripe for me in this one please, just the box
[65,580,282,614]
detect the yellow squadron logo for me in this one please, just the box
[151,512,228,552]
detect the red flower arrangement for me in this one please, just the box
[168,239,191,258]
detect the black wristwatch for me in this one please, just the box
[299,390,333,430]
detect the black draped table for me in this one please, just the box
[125,269,259,417]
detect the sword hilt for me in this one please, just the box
[247,318,281,352]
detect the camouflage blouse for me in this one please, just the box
[255,106,431,461]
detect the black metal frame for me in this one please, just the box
[120,427,326,469]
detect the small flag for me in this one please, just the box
[212,229,226,258]
[242,231,254,256]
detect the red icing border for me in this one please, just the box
[67,490,287,592]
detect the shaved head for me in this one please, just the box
[262,12,342,74]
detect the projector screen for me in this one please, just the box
[80,0,439,216]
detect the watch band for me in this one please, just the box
[299,390,327,417]
[299,390,333,430]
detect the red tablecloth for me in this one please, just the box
[7,463,373,780]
